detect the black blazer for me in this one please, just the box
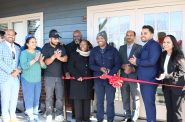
[159,51,185,95]
[68,52,94,99]
[119,43,142,78]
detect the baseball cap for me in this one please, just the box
[49,29,61,38]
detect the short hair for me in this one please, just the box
[158,32,166,38]
[126,30,136,37]
[142,25,154,34]
[73,30,82,35]
[0,30,5,37]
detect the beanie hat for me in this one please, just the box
[97,31,107,42]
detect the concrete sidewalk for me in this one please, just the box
[0,112,148,122]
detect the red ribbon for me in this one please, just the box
[62,75,185,89]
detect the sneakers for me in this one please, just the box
[55,115,64,122]
[46,114,52,122]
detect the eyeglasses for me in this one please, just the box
[12,51,15,59]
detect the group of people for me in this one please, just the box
[0,24,184,122]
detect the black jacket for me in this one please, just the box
[66,41,79,57]
[68,52,94,99]
[159,51,185,95]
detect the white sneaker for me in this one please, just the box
[55,115,64,122]
[46,114,52,122]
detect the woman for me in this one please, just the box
[20,36,46,122]
[68,40,93,122]
[156,35,185,122]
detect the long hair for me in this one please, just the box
[166,35,184,65]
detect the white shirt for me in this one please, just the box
[164,54,171,74]
[5,41,16,54]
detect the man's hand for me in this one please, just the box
[100,67,110,74]
[129,55,137,65]
[53,51,58,59]
[56,52,62,60]
[100,67,110,79]
[11,68,21,77]
[65,72,70,79]
[39,54,45,63]
[54,49,62,60]
[124,64,132,74]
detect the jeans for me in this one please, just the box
[94,79,116,122]
[0,76,20,122]
[21,77,41,120]
[44,77,64,116]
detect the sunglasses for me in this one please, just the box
[12,51,15,59]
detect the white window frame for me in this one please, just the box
[87,0,185,52]
[0,12,44,47]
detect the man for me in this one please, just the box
[157,32,166,46]
[0,29,21,122]
[89,31,121,122]
[65,30,82,57]
[119,30,142,122]
[64,30,82,78]
[64,30,82,118]
[0,30,5,43]
[42,29,68,122]
[129,25,162,122]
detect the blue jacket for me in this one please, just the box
[89,45,121,76]
[0,41,21,83]
[136,39,162,82]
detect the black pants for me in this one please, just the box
[74,99,91,122]
[163,87,185,122]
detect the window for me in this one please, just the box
[0,12,43,47]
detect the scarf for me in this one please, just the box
[76,48,90,57]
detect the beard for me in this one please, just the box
[51,41,58,46]
[74,39,80,44]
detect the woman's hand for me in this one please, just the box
[34,52,41,62]
[77,77,83,82]
[156,73,166,80]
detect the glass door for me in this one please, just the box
[12,21,25,46]
[137,5,184,121]
[92,10,136,115]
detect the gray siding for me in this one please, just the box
[0,0,132,44]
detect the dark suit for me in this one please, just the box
[136,39,162,122]
[119,43,142,121]
[159,51,185,122]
